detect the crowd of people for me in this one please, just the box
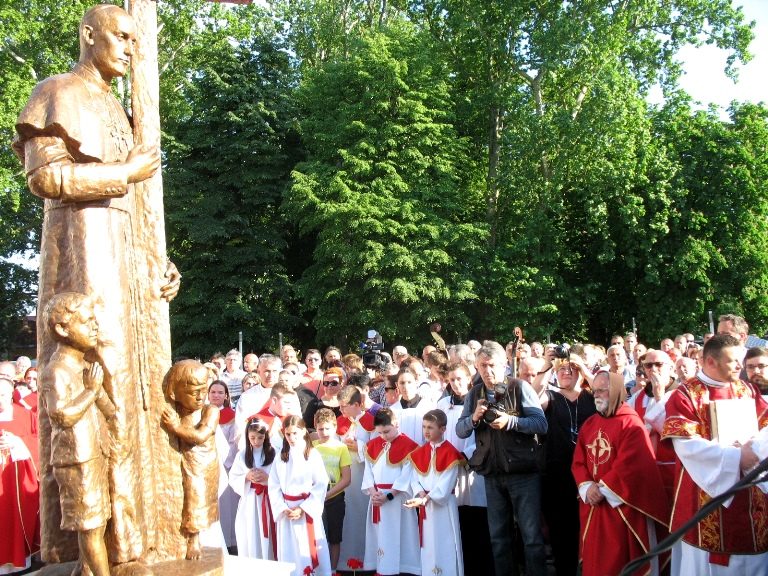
[2,312,768,576]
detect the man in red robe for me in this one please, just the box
[0,377,40,573]
[662,334,768,574]
[572,372,670,576]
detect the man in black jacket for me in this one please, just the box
[456,340,548,576]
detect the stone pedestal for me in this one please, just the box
[30,548,295,576]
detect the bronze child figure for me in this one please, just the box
[161,360,219,560]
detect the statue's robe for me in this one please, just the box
[14,63,184,564]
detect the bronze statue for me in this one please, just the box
[161,361,220,561]
[41,293,115,576]
[13,4,190,572]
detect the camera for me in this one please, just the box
[483,382,510,423]
[360,329,385,369]
[553,342,571,359]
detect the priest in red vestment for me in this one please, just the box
[662,334,768,575]
[0,376,40,573]
[572,372,670,576]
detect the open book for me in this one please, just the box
[709,398,759,446]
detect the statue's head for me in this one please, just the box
[79,4,136,82]
[44,292,99,353]
[163,360,211,412]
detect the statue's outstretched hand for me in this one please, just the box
[160,261,181,302]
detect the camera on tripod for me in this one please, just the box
[360,329,385,369]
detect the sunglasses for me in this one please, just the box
[643,361,666,369]
[384,386,397,391]
[307,357,321,362]
[323,379,340,386]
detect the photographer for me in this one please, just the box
[456,341,548,576]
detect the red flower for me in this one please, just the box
[303,566,313,575]
[347,558,364,569]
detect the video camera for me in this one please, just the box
[360,329,385,369]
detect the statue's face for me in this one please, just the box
[85,10,136,81]
[175,370,209,412]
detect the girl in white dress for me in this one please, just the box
[229,418,276,559]
[268,416,332,576]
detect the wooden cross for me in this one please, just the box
[128,0,172,405]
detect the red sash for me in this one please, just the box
[371,483,393,524]
[283,492,318,568]
[417,492,429,548]
[251,482,277,558]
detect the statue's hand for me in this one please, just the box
[126,143,161,184]
[160,261,181,302]
[161,405,180,430]
[84,362,104,393]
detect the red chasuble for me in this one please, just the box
[409,440,466,474]
[365,434,418,465]
[572,404,670,576]
[0,405,41,569]
[662,377,768,555]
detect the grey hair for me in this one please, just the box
[476,340,506,366]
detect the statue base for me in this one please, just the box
[28,548,295,576]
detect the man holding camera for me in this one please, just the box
[457,341,548,576]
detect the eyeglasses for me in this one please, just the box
[384,387,397,391]
[643,361,666,369]
[307,357,321,362]
[746,363,768,372]
[323,380,340,386]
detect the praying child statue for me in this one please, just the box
[41,292,115,576]
[161,360,219,560]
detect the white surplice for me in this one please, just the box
[268,446,331,576]
[229,447,274,560]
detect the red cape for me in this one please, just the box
[248,404,278,430]
[409,440,465,474]
[337,410,375,437]
[366,434,417,465]
[572,404,670,576]
[219,406,235,425]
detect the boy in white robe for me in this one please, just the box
[405,409,465,576]
[362,408,420,575]
[336,385,378,567]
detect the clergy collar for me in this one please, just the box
[400,395,422,409]
[697,369,730,388]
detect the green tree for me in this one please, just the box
[408,0,754,342]
[287,26,485,348]
[631,100,768,340]
[163,25,303,357]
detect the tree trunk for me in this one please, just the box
[128,0,184,561]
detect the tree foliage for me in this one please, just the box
[287,26,484,348]
[163,8,303,357]
[1,0,767,356]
